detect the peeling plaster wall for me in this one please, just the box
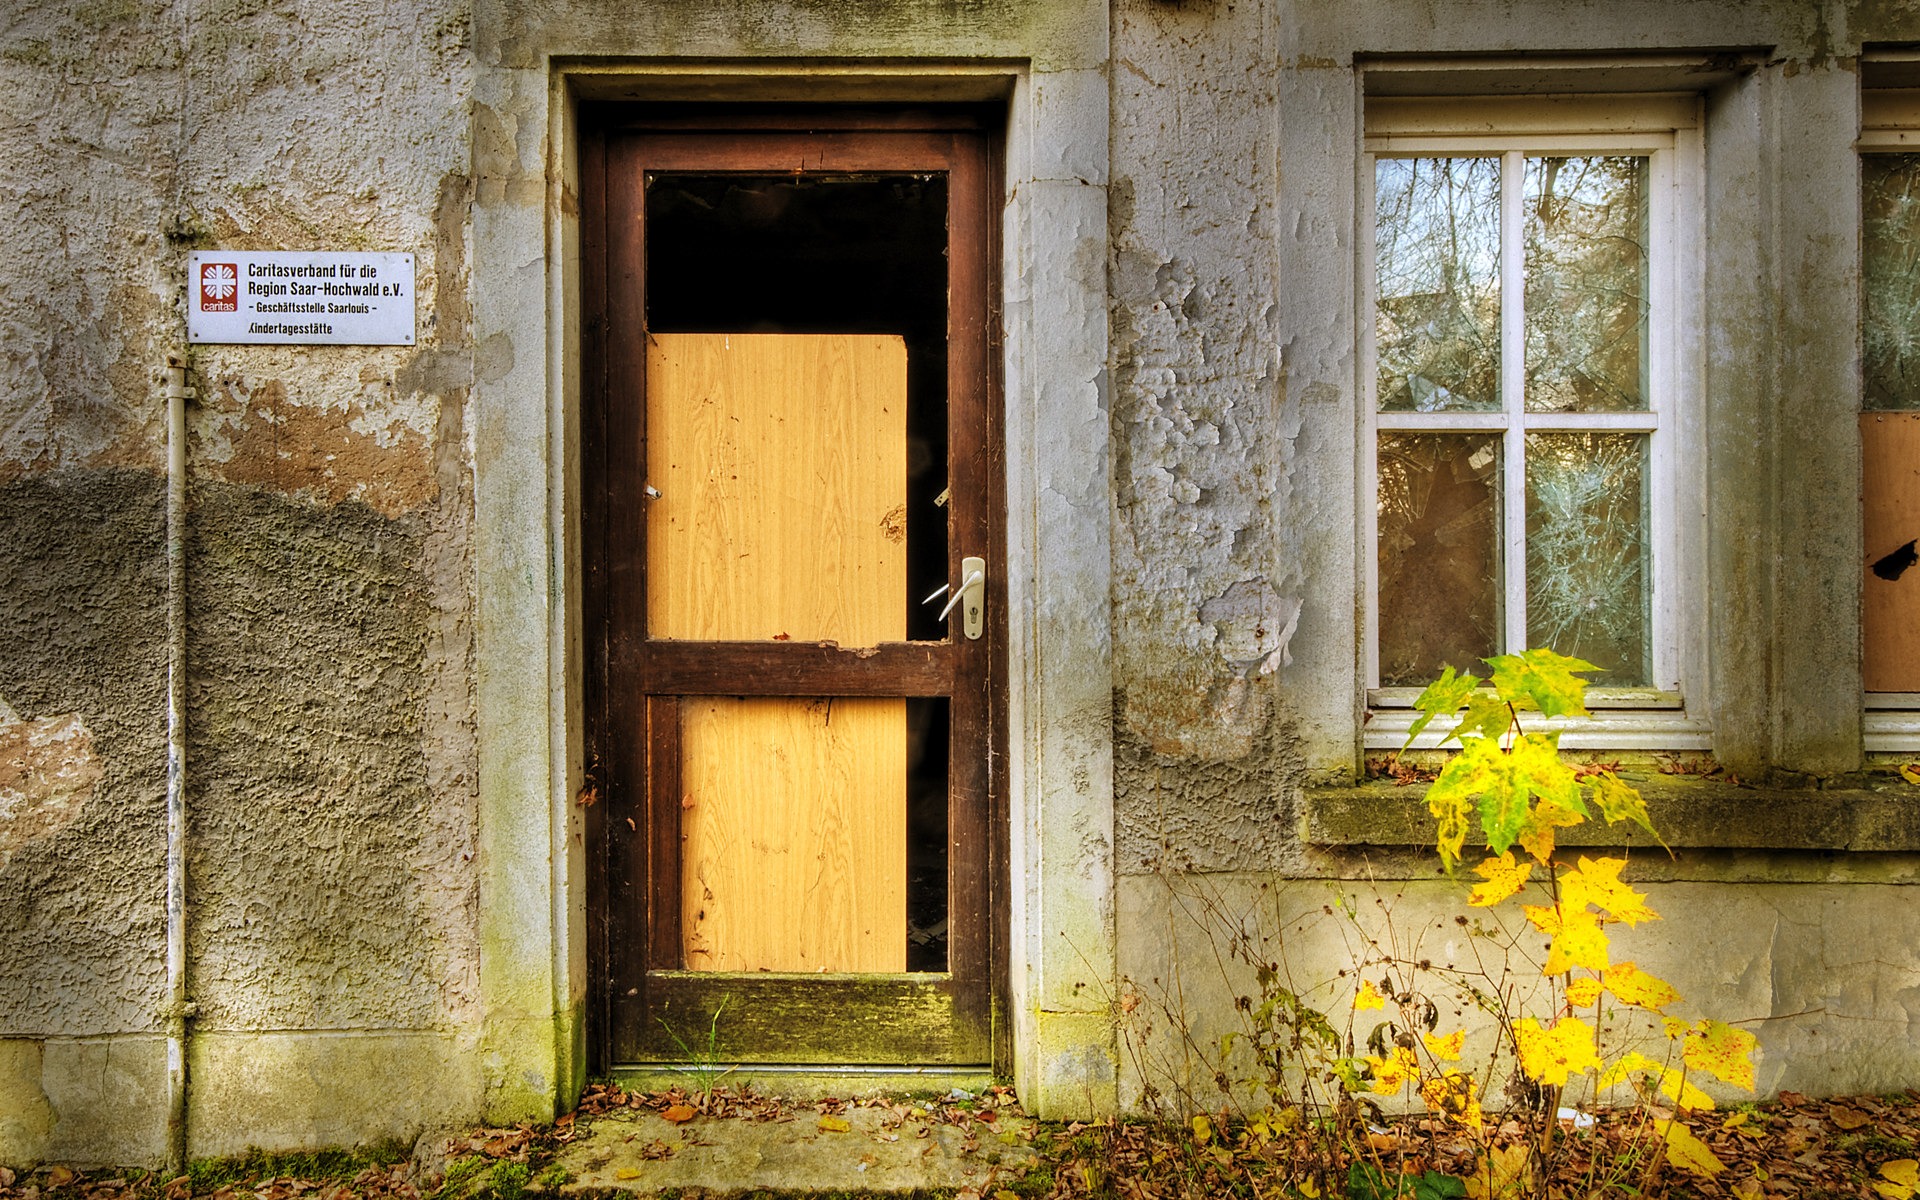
[1108,0,1317,881]
[1111,0,1295,767]
[0,0,480,1168]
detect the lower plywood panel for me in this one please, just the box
[680,697,906,973]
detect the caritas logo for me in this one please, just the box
[199,262,238,312]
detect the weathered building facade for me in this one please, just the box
[5,0,1920,1167]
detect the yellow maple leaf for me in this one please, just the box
[1659,1066,1717,1112]
[1353,979,1386,1011]
[1599,1050,1663,1090]
[1422,1029,1466,1061]
[1516,797,1585,864]
[1655,1118,1727,1176]
[1902,763,1920,786]
[1562,856,1660,927]
[1565,976,1604,1007]
[1681,1020,1758,1092]
[1529,904,1610,974]
[1522,902,1560,935]
[1599,1050,1715,1110]
[1463,1144,1532,1200]
[1419,1070,1484,1129]
[1603,961,1682,1011]
[1876,1160,1919,1200]
[1514,1016,1601,1086]
[1663,1016,1691,1039]
[1366,1046,1421,1094]
[1468,851,1533,907]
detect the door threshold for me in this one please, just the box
[608,1063,996,1100]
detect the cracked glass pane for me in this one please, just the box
[1378,433,1503,685]
[1376,157,1502,413]
[1863,154,1920,411]
[1525,433,1649,685]
[1524,156,1649,413]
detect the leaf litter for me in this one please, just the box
[3,1085,1919,1199]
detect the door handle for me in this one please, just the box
[920,556,987,640]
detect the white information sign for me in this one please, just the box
[188,251,414,346]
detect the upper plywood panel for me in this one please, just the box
[646,333,908,645]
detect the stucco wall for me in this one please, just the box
[0,0,480,1167]
[6,0,1920,1169]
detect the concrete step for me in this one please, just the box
[552,1100,1039,1197]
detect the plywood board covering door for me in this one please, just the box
[1864,412,1920,691]
[646,333,908,644]
[647,333,909,972]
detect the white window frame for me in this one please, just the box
[1859,89,1920,751]
[1361,96,1709,750]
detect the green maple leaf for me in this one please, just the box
[1453,692,1514,744]
[1512,730,1585,819]
[1476,735,1549,857]
[1426,739,1496,873]
[1406,666,1479,746]
[1486,648,1600,719]
[1587,770,1668,851]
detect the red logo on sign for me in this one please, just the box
[199,262,238,312]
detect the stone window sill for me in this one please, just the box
[1304,775,1920,852]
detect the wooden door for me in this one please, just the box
[582,108,1005,1068]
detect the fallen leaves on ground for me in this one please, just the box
[1024,1089,1920,1200]
[6,1085,1920,1200]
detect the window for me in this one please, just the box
[1363,98,1706,749]
[1860,88,1920,749]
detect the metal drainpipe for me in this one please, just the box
[164,354,195,1175]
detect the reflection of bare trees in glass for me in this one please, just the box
[1524,157,1650,413]
[1377,434,1502,686]
[1375,157,1501,412]
[1375,152,1656,686]
[1525,433,1649,685]
[1865,155,1920,411]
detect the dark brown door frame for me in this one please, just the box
[580,104,1009,1072]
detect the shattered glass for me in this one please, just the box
[1524,433,1649,685]
[1863,154,1920,410]
[1376,157,1502,412]
[1524,156,1650,413]
[1377,433,1503,685]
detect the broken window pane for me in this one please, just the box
[1376,157,1502,413]
[1525,433,1649,685]
[1524,156,1649,413]
[1378,433,1503,685]
[1863,154,1920,410]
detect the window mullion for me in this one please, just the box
[1501,149,1528,657]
